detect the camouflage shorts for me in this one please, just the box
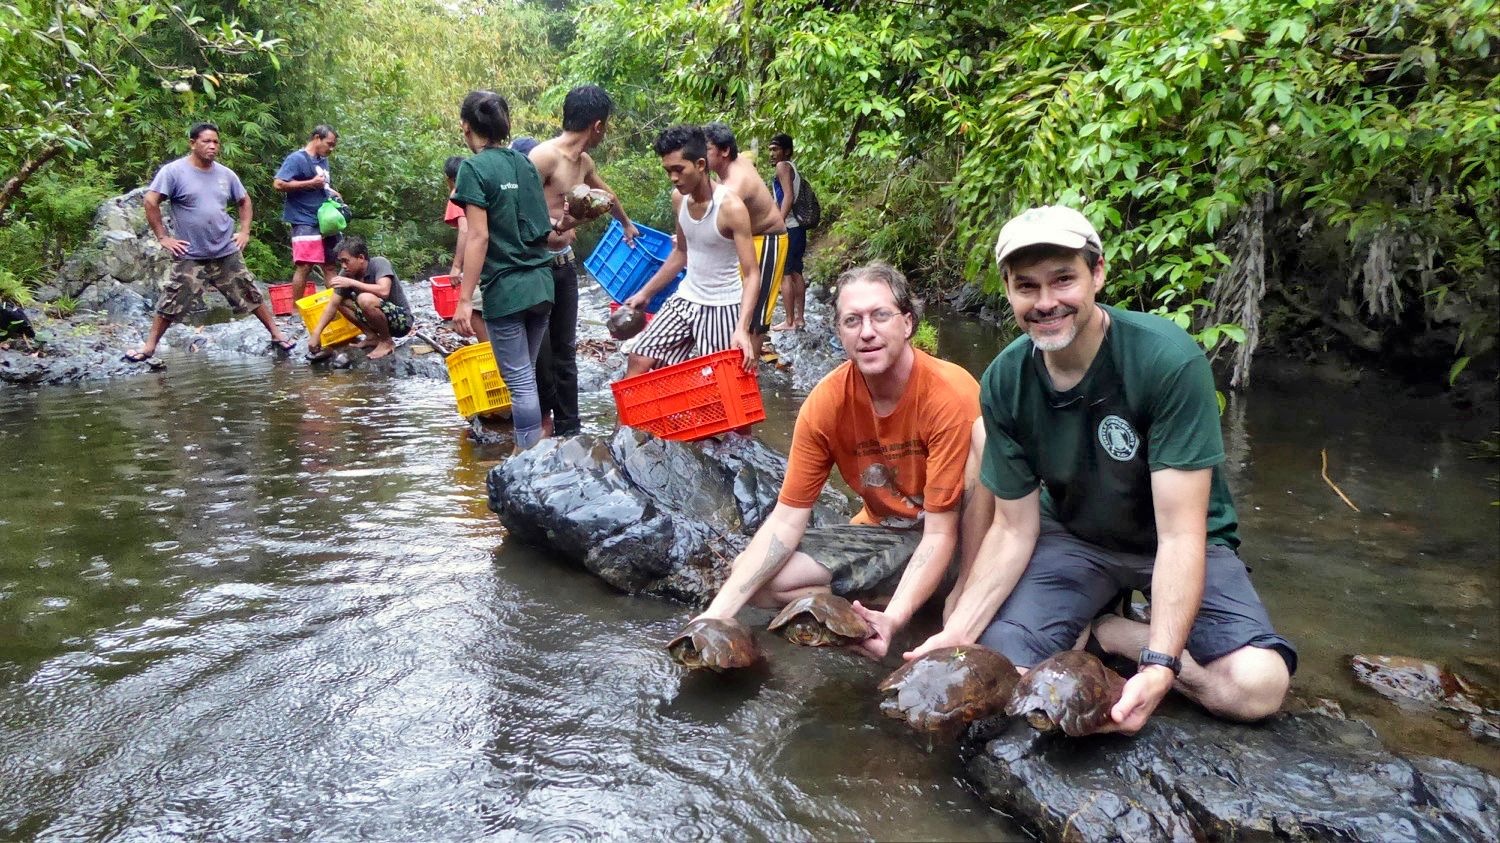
[340,292,413,338]
[157,252,263,318]
[798,524,923,597]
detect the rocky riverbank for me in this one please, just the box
[1,189,846,394]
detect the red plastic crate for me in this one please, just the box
[268,283,295,316]
[430,274,460,319]
[608,301,655,323]
[611,349,764,441]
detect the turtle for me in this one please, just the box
[766,593,871,647]
[877,645,1019,736]
[566,184,614,221]
[1005,649,1127,736]
[666,617,760,671]
[606,305,647,340]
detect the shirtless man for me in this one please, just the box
[702,122,788,337]
[527,85,639,437]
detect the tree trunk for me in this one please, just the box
[0,144,66,224]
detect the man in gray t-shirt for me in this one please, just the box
[124,122,293,364]
[307,235,413,360]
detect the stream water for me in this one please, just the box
[1,313,1496,840]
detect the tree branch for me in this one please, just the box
[0,143,66,223]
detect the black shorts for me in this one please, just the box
[977,517,1297,673]
[784,227,807,275]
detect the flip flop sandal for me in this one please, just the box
[271,339,297,353]
[121,350,153,363]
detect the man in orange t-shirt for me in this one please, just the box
[686,262,986,659]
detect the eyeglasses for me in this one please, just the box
[839,309,901,331]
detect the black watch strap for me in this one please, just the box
[1139,648,1182,676]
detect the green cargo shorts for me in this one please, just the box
[797,523,923,597]
[157,252,263,318]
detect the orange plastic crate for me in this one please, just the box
[611,349,764,441]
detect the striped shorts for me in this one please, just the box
[629,296,740,367]
[749,233,788,334]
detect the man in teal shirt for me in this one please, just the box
[910,206,1294,734]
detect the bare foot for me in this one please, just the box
[541,413,555,438]
[792,319,806,330]
[354,337,378,349]
[770,321,795,332]
[366,340,396,360]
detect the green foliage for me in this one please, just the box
[0,1,286,213]
[566,0,1500,380]
[911,322,939,355]
[240,238,282,284]
[0,267,33,307]
[44,294,79,317]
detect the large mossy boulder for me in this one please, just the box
[47,189,181,308]
[486,428,849,604]
[959,707,1499,842]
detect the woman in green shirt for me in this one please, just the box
[451,91,579,449]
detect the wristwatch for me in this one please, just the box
[1139,648,1182,676]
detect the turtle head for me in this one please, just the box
[1024,709,1060,733]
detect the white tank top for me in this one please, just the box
[675,184,742,306]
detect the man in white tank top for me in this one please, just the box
[625,125,761,377]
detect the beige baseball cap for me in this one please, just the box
[993,205,1103,266]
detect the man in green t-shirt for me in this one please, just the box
[909,206,1294,735]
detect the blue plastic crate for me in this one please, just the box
[584,219,684,313]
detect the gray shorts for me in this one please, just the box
[798,524,922,596]
[978,518,1297,674]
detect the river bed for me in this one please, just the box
[0,321,1496,839]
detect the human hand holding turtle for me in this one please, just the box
[1099,663,1172,735]
[565,184,615,222]
[847,600,900,660]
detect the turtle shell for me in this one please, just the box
[666,617,760,671]
[607,305,647,341]
[1005,650,1126,736]
[566,184,613,221]
[877,645,1019,736]
[766,593,870,646]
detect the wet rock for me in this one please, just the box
[1351,654,1493,716]
[53,188,174,302]
[75,279,151,323]
[947,281,1003,315]
[960,708,1500,842]
[486,428,849,604]
[1352,654,1500,747]
[767,295,844,391]
[468,415,512,446]
[0,316,152,385]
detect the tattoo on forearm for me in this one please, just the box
[906,545,934,573]
[739,534,793,594]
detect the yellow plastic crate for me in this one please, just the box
[446,342,512,418]
[296,289,362,347]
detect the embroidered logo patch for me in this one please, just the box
[1097,415,1139,461]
